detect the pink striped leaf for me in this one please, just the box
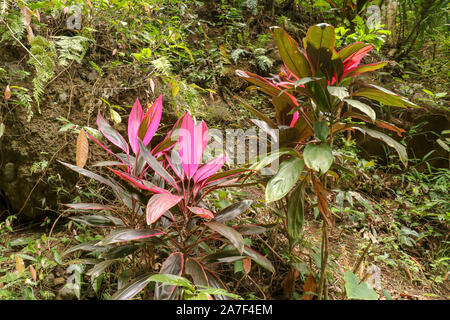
[146,193,183,225]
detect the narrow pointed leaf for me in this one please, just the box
[139,139,178,189]
[69,215,124,227]
[97,112,129,153]
[214,200,253,223]
[206,221,245,255]
[188,207,214,219]
[344,99,376,123]
[111,273,153,300]
[154,252,184,300]
[101,228,163,245]
[353,126,408,166]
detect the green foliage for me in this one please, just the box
[28,36,56,111]
[54,36,91,66]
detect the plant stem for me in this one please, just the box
[317,221,328,300]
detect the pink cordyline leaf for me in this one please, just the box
[188,207,214,219]
[97,112,129,154]
[85,131,128,167]
[146,193,183,225]
[178,113,209,179]
[192,156,227,183]
[140,95,163,146]
[341,44,373,76]
[128,98,143,155]
[109,168,167,194]
[289,112,299,127]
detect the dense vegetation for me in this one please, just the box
[0,0,448,301]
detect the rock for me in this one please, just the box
[56,286,77,300]
[3,163,16,182]
[54,277,66,286]
[43,273,55,287]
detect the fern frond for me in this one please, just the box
[151,56,172,75]
[54,36,91,66]
[28,36,56,112]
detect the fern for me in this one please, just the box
[54,36,90,66]
[10,86,33,121]
[28,36,56,112]
[0,10,25,43]
[0,0,10,16]
[252,48,273,71]
[151,56,172,75]
[231,48,248,64]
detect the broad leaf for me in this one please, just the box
[303,143,334,174]
[146,193,183,225]
[344,270,379,300]
[287,180,306,243]
[265,158,304,202]
[206,221,245,254]
[313,120,329,141]
[311,175,334,227]
[271,26,311,79]
[100,244,139,259]
[86,260,117,278]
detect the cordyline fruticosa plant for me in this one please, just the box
[236,23,422,299]
[59,96,274,300]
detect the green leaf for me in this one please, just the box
[271,27,311,79]
[304,24,342,81]
[314,120,329,141]
[250,148,298,170]
[344,270,379,300]
[154,252,184,300]
[344,99,376,123]
[149,274,195,293]
[303,143,334,174]
[265,158,304,202]
[206,221,245,254]
[286,180,306,243]
[353,127,408,166]
[353,84,421,109]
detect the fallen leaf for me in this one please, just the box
[29,265,37,282]
[302,273,317,300]
[282,268,299,298]
[76,129,89,168]
[242,257,251,274]
[312,175,334,227]
[4,85,11,101]
[15,255,25,275]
